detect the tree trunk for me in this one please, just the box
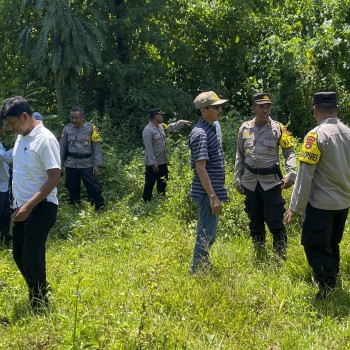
[114,0,129,63]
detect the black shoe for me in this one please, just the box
[0,236,11,249]
[254,243,268,262]
[189,261,213,276]
[0,317,10,326]
[29,283,50,312]
[30,297,49,313]
[314,287,333,301]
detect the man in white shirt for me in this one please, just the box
[0,96,61,311]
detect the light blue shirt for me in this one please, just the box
[0,142,12,192]
[214,121,222,148]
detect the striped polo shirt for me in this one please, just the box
[189,118,228,201]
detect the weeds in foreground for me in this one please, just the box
[1,136,350,349]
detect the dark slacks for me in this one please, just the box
[0,191,11,246]
[244,182,287,256]
[65,167,105,209]
[142,164,169,201]
[302,203,349,289]
[12,201,58,307]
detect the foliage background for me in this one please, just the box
[1,0,350,140]
[1,1,350,348]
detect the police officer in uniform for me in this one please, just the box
[286,92,350,299]
[60,107,104,210]
[142,108,191,201]
[234,93,296,260]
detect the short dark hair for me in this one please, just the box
[0,96,32,120]
[315,104,338,114]
[195,108,202,117]
[70,106,84,115]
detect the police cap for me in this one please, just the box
[149,108,166,117]
[252,93,272,105]
[313,92,337,106]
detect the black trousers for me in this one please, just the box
[142,164,169,201]
[302,203,349,289]
[244,182,287,255]
[0,191,11,246]
[12,201,58,306]
[65,167,105,209]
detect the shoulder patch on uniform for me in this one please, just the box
[299,132,321,165]
[91,125,101,142]
[278,123,294,148]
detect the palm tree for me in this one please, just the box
[20,0,105,117]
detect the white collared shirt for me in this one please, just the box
[12,123,60,207]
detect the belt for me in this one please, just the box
[67,152,92,159]
[244,162,278,175]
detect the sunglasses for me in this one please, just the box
[206,105,222,110]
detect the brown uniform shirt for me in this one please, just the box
[142,121,186,166]
[290,117,350,213]
[234,117,296,191]
[60,122,102,168]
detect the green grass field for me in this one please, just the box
[1,141,350,349]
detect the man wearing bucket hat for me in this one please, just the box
[286,92,350,300]
[189,91,228,274]
[142,108,191,201]
[234,93,296,261]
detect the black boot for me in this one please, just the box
[315,280,336,301]
[273,238,287,262]
[253,242,268,261]
[29,283,49,312]
[0,234,11,248]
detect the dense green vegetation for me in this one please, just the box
[2,0,350,349]
[1,0,350,138]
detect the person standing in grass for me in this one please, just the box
[60,107,105,210]
[286,92,350,300]
[0,121,12,248]
[0,96,61,311]
[189,91,228,274]
[142,107,191,201]
[234,93,296,261]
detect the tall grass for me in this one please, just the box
[1,123,350,349]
